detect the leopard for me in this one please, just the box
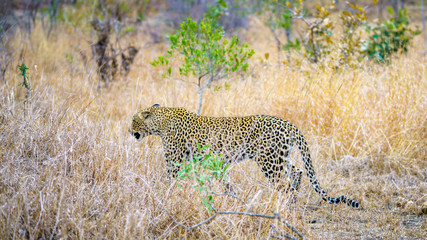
[130,104,360,208]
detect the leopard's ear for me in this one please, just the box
[152,104,160,107]
[138,111,150,119]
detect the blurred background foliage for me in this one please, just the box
[0,0,424,85]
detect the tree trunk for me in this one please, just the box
[197,88,204,115]
[197,75,214,115]
[391,0,399,17]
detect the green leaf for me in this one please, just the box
[387,7,394,16]
[123,26,134,33]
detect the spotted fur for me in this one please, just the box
[130,104,360,208]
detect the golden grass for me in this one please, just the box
[0,18,426,239]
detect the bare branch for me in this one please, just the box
[164,208,219,231]
[211,191,254,213]
[164,206,278,231]
[197,71,209,88]
[218,210,276,218]
[163,201,306,239]
[270,224,298,240]
[272,211,307,240]
[167,78,199,87]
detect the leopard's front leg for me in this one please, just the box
[164,151,185,179]
[163,140,191,179]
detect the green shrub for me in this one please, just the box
[361,7,421,63]
[174,144,229,212]
[18,64,31,102]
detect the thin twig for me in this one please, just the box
[103,45,136,67]
[270,224,298,240]
[270,224,282,239]
[197,71,209,88]
[164,208,219,231]
[167,78,199,87]
[272,211,307,240]
[211,191,254,213]
[216,210,276,219]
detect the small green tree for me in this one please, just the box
[261,0,302,63]
[151,17,254,115]
[174,144,229,212]
[18,64,31,102]
[361,7,421,63]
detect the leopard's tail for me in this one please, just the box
[292,125,360,208]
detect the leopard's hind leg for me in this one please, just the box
[282,163,303,204]
[285,163,303,192]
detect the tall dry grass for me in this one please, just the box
[0,18,426,239]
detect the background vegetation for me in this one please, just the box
[0,0,426,239]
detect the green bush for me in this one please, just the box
[18,64,31,102]
[174,144,229,212]
[361,7,421,63]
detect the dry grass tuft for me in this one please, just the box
[0,19,426,239]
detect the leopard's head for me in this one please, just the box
[129,104,167,141]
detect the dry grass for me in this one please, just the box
[0,17,426,239]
